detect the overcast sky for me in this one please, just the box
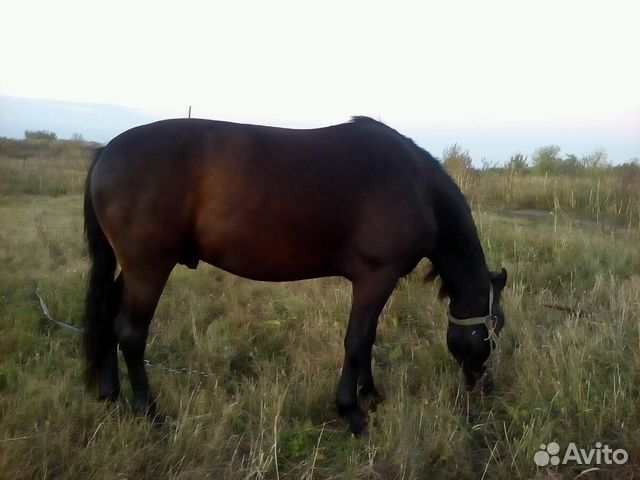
[1,0,638,163]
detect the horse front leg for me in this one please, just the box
[357,343,384,405]
[336,269,398,434]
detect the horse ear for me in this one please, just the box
[490,267,507,291]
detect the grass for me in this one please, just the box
[452,167,640,231]
[0,142,639,479]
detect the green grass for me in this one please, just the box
[1,143,639,479]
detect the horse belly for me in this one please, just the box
[199,237,341,281]
[194,213,345,281]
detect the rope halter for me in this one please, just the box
[447,284,499,365]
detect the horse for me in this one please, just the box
[83,116,507,434]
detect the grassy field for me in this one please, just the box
[1,141,639,479]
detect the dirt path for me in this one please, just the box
[495,208,638,237]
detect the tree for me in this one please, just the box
[532,145,562,174]
[24,130,57,141]
[581,148,608,169]
[507,153,528,172]
[562,154,580,173]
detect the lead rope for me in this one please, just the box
[483,284,499,368]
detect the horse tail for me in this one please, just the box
[83,147,118,390]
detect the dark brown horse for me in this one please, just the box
[83,116,507,434]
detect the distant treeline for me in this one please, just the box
[0,131,102,161]
[439,144,640,225]
[440,143,639,176]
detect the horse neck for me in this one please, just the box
[435,243,490,318]
[429,183,490,318]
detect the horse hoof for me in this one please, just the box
[150,411,167,425]
[132,398,157,417]
[370,390,385,406]
[362,391,384,412]
[480,372,494,395]
[98,388,120,402]
[348,408,369,435]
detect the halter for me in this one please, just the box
[447,284,499,363]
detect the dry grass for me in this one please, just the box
[453,168,640,232]
[1,142,639,479]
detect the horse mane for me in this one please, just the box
[350,115,381,125]
[349,116,443,169]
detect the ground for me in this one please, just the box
[0,148,639,479]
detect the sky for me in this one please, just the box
[1,0,638,164]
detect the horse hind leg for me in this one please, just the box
[114,264,172,416]
[98,274,123,401]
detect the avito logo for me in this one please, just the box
[534,442,628,467]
